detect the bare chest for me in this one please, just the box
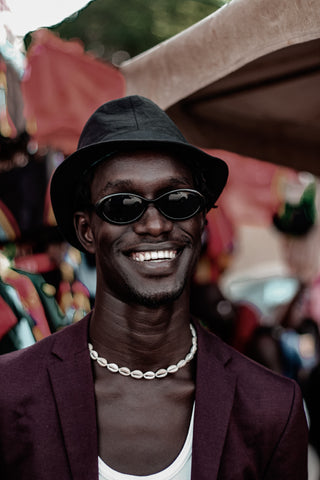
[94,373,195,476]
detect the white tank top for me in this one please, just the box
[98,404,194,480]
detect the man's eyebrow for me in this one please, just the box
[100,176,192,193]
[102,180,133,191]
[165,176,193,187]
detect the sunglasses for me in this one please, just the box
[93,188,205,225]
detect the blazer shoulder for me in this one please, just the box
[198,321,300,401]
[0,316,90,384]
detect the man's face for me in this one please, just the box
[82,150,205,308]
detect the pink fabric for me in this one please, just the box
[207,149,298,228]
[0,296,17,338]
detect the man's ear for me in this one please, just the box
[201,211,207,232]
[74,212,96,254]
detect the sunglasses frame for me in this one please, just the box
[93,188,205,225]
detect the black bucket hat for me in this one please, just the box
[50,95,228,250]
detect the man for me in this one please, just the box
[0,96,308,479]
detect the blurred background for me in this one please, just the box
[1,0,320,476]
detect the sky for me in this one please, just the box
[1,0,93,37]
[1,0,93,73]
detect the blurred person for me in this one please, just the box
[190,209,260,353]
[0,96,308,479]
[273,172,320,329]
[190,280,260,352]
[272,173,320,381]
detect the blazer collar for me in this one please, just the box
[192,321,237,480]
[48,315,98,480]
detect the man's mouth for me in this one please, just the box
[130,250,178,262]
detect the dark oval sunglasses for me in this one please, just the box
[93,188,205,225]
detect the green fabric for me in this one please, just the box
[12,268,68,332]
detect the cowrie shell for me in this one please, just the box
[167,365,179,374]
[131,370,144,379]
[107,363,119,373]
[90,350,98,360]
[97,357,108,367]
[177,359,186,368]
[155,369,168,378]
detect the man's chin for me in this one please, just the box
[128,285,185,309]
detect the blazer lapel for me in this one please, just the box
[192,323,236,480]
[48,316,98,480]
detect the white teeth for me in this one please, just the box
[131,250,177,262]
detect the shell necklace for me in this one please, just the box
[88,323,197,380]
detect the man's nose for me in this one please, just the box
[133,205,174,236]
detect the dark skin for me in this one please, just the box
[74,150,206,475]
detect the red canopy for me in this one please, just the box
[21,29,125,155]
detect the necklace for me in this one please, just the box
[88,323,197,380]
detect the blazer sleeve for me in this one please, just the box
[264,380,309,479]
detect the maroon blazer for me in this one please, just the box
[0,315,308,479]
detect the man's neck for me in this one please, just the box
[89,289,193,374]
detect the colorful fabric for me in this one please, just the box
[13,267,68,332]
[0,294,17,338]
[0,278,36,351]
[0,199,20,243]
[3,268,51,339]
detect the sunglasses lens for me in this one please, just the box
[159,190,203,220]
[99,194,145,224]
[95,189,204,224]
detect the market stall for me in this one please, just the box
[120,0,320,174]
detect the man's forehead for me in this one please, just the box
[90,150,195,196]
[92,148,194,177]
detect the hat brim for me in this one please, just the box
[50,138,228,251]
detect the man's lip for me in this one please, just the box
[125,242,183,253]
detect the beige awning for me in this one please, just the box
[120,0,320,174]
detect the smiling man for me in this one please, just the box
[80,150,202,308]
[0,96,308,479]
